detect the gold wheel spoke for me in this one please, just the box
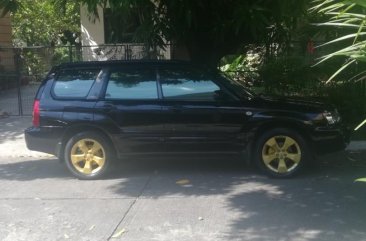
[278,159,288,173]
[93,156,105,167]
[266,137,280,151]
[71,138,106,175]
[287,153,301,163]
[282,137,296,151]
[263,152,277,165]
[91,142,103,154]
[78,140,89,154]
[82,161,92,174]
[71,154,85,165]
[262,135,301,174]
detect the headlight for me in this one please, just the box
[323,110,341,124]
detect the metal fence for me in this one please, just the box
[0,44,171,116]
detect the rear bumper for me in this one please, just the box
[311,124,351,155]
[25,126,64,157]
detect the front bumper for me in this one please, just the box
[25,126,64,157]
[310,124,351,155]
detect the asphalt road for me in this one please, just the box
[1,152,366,241]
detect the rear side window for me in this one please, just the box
[105,68,157,99]
[53,69,101,98]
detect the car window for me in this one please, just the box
[160,69,223,101]
[53,69,100,98]
[105,69,157,99]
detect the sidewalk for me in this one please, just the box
[0,116,365,158]
[0,116,52,158]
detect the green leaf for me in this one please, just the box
[309,0,337,12]
[319,3,345,13]
[316,32,366,48]
[314,22,365,28]
[343,0,366,9]
[326,59,356,83]
[355,178,366,182]
[327,12,366,19]
[354,19,366,43]
[315,42,365,63]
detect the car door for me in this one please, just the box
[158,67,249,152]
[94,66,165,153]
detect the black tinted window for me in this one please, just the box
[105,69,157,99]
[53,69,100,98]
[160,69,220,101]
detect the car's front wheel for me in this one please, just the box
[254,128,308,178]
[64,131,112,179]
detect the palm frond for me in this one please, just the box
[311,0,366,82]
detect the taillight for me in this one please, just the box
[32,100,40,127]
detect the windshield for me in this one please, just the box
[218,73,256,100]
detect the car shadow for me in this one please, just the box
[107,152,366,196]
[225,152,366,241]
[1,152,366,240]
[0,158,72,180]
[107,151,366,241]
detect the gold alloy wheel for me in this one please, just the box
[262,136,301,174]
[70,138,106,175]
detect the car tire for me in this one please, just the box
[64,131,113,180]
[254,128,308,178]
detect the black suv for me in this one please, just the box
[25,60,350,179]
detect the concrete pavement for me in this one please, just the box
[0,116,52,158]
[1,154,366,241]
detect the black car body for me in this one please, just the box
[25,60,350,179]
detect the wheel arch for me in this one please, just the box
[247,119,312,164]
[57,123,117,161]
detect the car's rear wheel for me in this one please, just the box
[64,131,112,179]
[254,128,308,178]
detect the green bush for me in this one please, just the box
[259,56,320,96]
[18,47,74,82]
[322,81,366,125]
[221,50,366,127]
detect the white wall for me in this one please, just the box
[80,4,171,61]
[80,5,108,61]
[80,5,105,45]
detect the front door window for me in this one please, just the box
[160,69,232,102]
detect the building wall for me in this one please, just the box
[0,12,14,71]
[80,5,108,61]
[80,5,172,61]
[80,5,105,46]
